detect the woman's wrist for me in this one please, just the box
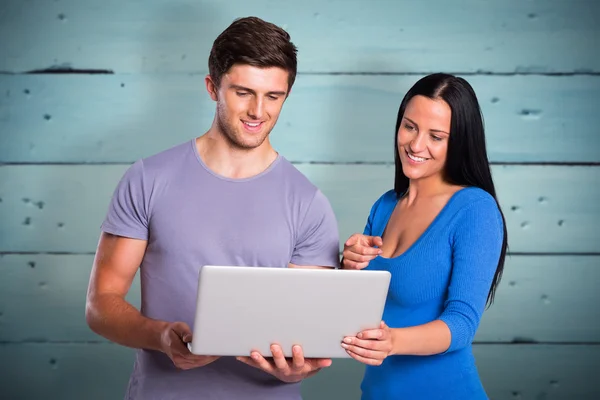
[389,327,403,356]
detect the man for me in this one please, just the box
[85,17,340,400]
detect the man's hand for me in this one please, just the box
[342,234,383,270]
[236,344,332,383]
[160,322,220,370]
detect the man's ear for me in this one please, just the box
[205,75,219,101]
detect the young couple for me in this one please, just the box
[85,16,506,400]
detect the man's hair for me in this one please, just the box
[208,16,298,90]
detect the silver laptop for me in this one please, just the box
[188,265,391,358]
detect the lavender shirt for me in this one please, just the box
[101,140,340,400]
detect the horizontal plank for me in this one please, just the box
[0,343,597,400]
[0,0,598,74]
[1,74,599,163]
[0,255,141,342]
[1,254,598,343]
[0,165,598,253]
[477,255,600,343]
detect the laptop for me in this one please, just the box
[187,265,391,358]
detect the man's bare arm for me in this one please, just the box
[85,232,167,350]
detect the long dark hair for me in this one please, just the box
[393,73,508,307]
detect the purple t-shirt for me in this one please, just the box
[100,140,340,400]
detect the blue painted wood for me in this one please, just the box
[0,1,597,399]
[1,254,597,343]
[0,0,598,73]
[0,165,598,253]
[0,343,597,399]
[1,75,599,163]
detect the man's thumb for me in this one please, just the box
[172,322,192,341]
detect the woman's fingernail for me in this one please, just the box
[343,337,352,344]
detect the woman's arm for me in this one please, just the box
[343,197,504,362]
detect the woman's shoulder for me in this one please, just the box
[373,189,398,209]
[365,189,398,218]
[446,186,503,226]
[452,186,497,207]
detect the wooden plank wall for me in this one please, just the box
[1,1,599,399]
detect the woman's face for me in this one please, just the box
[397,95,452,183]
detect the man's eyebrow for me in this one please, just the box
[229,84,287,96]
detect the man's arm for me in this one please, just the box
[85,232,220,369]
[85,232,166,350]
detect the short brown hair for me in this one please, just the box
[208,17,298,90]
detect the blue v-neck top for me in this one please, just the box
[359,187,504,400]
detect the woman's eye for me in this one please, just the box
[404,124,414,131]
[431,135,442,141]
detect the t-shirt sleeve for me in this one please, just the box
[439,197,504,353]
[290,190,340,268]
[100,160,150,240]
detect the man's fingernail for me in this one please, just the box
[357,333,363,339]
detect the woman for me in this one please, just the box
[341,73,508,399]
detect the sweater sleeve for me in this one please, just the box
[439,196,504,353]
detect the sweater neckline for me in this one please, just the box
[375,187,471,262]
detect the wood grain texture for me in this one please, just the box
[0,165,598,253]
[1,74,599,163]
[0,343,597,400]
[0,0,598,74]
[0,254,598,343]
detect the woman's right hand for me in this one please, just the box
[341,234,383,270]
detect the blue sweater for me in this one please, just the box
[360,187,504,400]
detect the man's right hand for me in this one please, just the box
[342,234,383,270]
[160,322,220,370]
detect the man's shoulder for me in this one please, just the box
[140,140,193,170]
[275,157,320,196]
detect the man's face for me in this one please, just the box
[206,64,290,150]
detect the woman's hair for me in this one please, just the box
[393,73,508,306]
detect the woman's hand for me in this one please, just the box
[342,321,395,365]
[342,234,383,270]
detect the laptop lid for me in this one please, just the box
[188,265,391,358]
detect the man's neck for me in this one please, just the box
[195,130,278,180]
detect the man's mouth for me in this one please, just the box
[242,120,263,132]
